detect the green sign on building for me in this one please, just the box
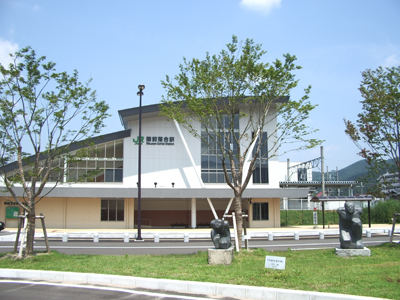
[6,207,19,219]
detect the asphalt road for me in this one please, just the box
[0,280,239,300]
[0,235,397,255]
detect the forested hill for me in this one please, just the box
[311,159,396,195]
[312,159,370,181]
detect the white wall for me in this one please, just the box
[123,115,203,189]
[123,104,289,190]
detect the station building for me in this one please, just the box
[0,101,308,229]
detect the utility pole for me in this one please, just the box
[321,146,325,197]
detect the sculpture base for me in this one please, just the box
[208,246,234,265]
[335,247,371,257]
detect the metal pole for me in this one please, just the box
[287,158,290,181]
[136,84,145,241]
[368,200,371,228]
[321,146,325,197]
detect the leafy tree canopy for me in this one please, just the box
[345,65,400,196]
[160,36,322,247]
[0,46,110,256]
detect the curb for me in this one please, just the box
[0,269,385,300]
[0,227,396,242]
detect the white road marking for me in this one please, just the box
[0,280,216,300]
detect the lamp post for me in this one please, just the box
[136,84,145,241]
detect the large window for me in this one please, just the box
[252,132,269,184]
[6,139,124,184]
[252,202,269,221]
[101,199,124,221]
[201,115,239,183]
[67,140,124,183]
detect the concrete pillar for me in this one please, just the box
[191,198,197,228]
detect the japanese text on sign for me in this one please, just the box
[265,255,286,270]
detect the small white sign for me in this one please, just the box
[265,255,286,270]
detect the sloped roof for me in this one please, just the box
[1,129,131,174]
[118,96,289,129]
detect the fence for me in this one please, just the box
[280,199,372,226]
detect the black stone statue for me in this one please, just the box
[210,219,231,249]
[337,202,364,249]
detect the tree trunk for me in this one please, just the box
[233,192,243,249]
[25,208,36,256]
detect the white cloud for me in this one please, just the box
[383,54,400,67]
[0,39,19,67]
[240,0,281,15]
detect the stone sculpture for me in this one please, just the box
[210,219,231,249]
[337,202,364,249]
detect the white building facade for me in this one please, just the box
[0,102,308,229]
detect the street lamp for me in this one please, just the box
[136,84,145,241]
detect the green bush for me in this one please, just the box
[280,210,338,226]
[361,199,400,224]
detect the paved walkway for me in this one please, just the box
[2,223,393,234]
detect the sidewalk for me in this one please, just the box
[2,223,394,234]
[0,224,396,242]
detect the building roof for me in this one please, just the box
[0,129,131,174]
[118,96,290,130]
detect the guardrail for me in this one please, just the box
[1,228,398,243]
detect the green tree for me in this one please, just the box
[160,36,322,247]
[0,47,110,256]
[345,66,400,196]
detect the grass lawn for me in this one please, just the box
[0,243,399,299]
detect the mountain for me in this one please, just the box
[312,159,371,195]
[312,159,370,182]
[311,159,396,195]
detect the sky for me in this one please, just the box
[1,0,399,171]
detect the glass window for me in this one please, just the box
[115,169,123,182]
[115,140,123,158]
[201,114,239,183]
[253,202,269,221]
[105,169,114,182]
[105,142,114,158]
[253,132,269,184]
[101,199,124,221]
[65,140,124,183]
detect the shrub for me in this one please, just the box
[361,199,400,224]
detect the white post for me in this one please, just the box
[232,212,239,252]
[223,198,234,218]
[184,233,189,243]
[207,198,219,220]
[93,232,99,243]
[124,233,129,243]
[62,233,68,242]
[154,233,159,243]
